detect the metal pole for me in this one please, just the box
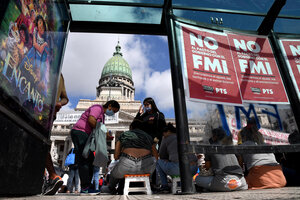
[268,30,300,131]
[164,0,193,194]
[257,0,286,35]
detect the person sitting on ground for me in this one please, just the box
[101,119,158,194]
[238,119,286,190]
[279,130,300,186]
[156,123,198,193]
[195,127,248,192]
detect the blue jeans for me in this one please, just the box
[195,175,214,189]
[109,155,156,190]
[67,168,80,191]
[91,166,100,190]
[156,159,198,186]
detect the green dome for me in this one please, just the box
[101,42,132,80]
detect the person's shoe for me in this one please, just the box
[43,176,63,195]
[80,187,100,195]
[156,185,171,194]
[89,189,100,194]
[80,187,89,194]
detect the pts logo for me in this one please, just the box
[216,88,227,94]
[251,87,273,94]
[202,86,227,94]
[263,89,273,94]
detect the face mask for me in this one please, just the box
[106,109,115,116]
[145,107,151,112]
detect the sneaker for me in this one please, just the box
[80,187,100,195]
[43,176,63,195]
[80,187,89,194]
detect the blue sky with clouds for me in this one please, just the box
[60,33,176,118]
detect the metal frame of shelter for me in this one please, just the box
[66,0,300,194]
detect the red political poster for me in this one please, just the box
[227,32,289,104]
[180,24,242,105]
[279,39,300,100]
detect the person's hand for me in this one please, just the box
[106,131,114,140]
[139,104,144,114]
[107,135,114,140]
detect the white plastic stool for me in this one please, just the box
[171,176,181,194]
[123,174,152,195]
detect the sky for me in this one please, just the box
[60,33,176,118]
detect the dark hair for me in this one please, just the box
[163,122,176,133]
[288,130,300,144]
[129,119,144,130]
[35,15,46,36]
[245,117,259,132]
[210,127,232,145]
[103,100,120,110]
[240,123,264,144]
[212,127,226,142]
[19,23,29,43]
[143,97,159,113]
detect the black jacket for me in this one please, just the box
[134,111,166,144]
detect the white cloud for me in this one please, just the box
[186,100,208,119]
[61,33,146,98]
[144,69,174,110]
[60,101,73,111]
[61,33,118,97]
[61,33,174,114]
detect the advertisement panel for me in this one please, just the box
[279,39,300,100]
[180,24,242,105]
[0,0,69,132]
[227,32,289,104]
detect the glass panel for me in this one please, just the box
[173,9,264,31]
[175,22,299,148]
[187,102,297,145]
[274,18,300,34]
[279,0,300,16]
[70,4,162,24]
[173,0,274,13]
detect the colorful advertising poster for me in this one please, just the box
[227,32,289,104]
[0,0,68,131]
[179,23,242,105]
[279,39,300,100]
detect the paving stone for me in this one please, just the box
[3,187,300,200]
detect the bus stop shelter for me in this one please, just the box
[0,0,300,196]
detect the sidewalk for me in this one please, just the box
[2,187,300,200]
